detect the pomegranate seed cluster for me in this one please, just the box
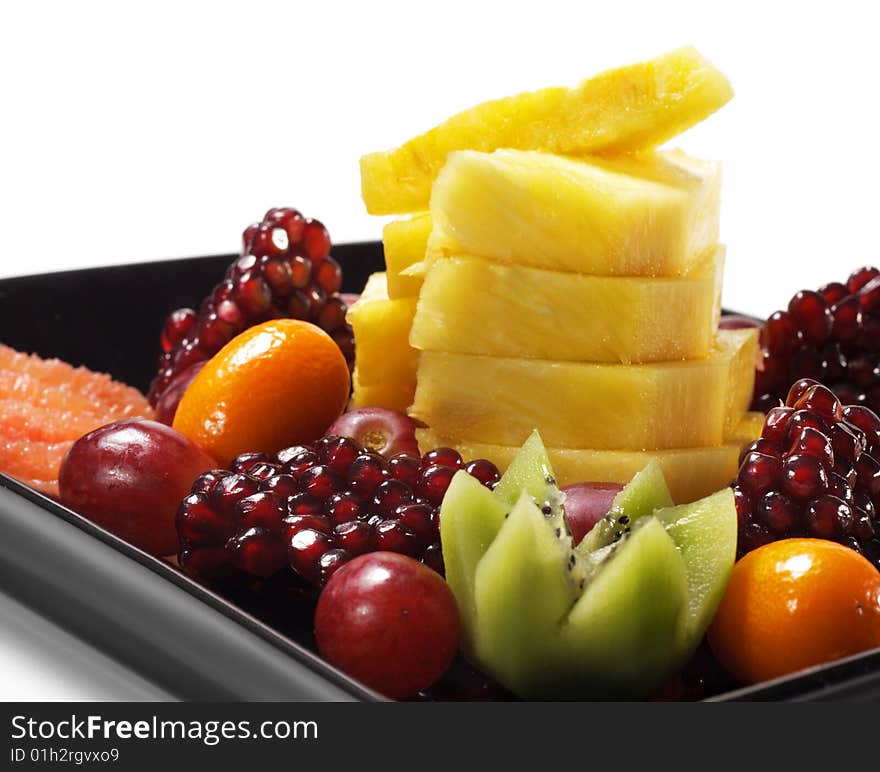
[753,266,880,413]
[735,378,880,568]
[148,207,355,406]
[175,436,501,590]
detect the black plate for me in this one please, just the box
[2,242,880,701]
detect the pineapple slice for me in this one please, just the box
[727,410,765,446]
[425,148,720,277]
[346,272,418,394]
[383,213,432,299]
[416,424,756,504]
[410,247,724,364]
[409,329,757,451]
[360,46,732,214]
[350,369,415,414]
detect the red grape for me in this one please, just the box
[59,418,217,556]
[563,482,624,544]
[314,552,460,698]
[325,407,420,457]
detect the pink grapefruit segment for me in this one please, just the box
[0,344,153,498]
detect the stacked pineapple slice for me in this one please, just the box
[352,47,761,502]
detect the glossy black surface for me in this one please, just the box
[1,242,879,701]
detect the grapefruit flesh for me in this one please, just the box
[0,344,153,498]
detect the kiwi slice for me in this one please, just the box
[440,431,736,699]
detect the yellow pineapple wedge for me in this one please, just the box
[360,46,732,214]
[409,329,757,451]
[410,247,724,363]
[416,427,750,504]
[383,213,432,299]
[424,148,720,277]
[350,370,415,414]
[346,273,418,408]
[727,410,765,446]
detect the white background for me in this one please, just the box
[2,0,880,699]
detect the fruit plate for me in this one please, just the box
[1,242,880,702]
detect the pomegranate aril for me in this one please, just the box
[334,521,374,556]
[304,285,327,320]
[831,296,864,343]
[738,438,780,466]
[803,495,852,539]
[148,206,354,407]
[263,257,294,295]
[761,406,794,445]
[834,459,858,489]
[261,473,299,500]
[282,513,332,539]
[176,436,506,593]
[288,528,333,583]
[287,492,324,519]
[318,549,351,586]
[289,255,312,288]
[739,522,774,556]
[389,453,422,488]
[793,384,843,422]
[176,493,234,543]
[842,404,880,446]
[855,454,880,502]
[233,273,272,317]
[847,266,880,293]
[236,492,285,530]
[372,479,414,515]
[325,491,364,525]
[733,487,752,527]
[787,426,834,468]
[372,519,421,557]
[417,464,458,506]
[191,469,231,496]
[781,454,828,500]
[161,308,197,352]
[347,454,391,497]
[302,220,331,263]
[783,410,829,444]
[754,490,800,535]
[464,459,501,487]
[763,311,798,356]
[852,516,876,541]
[859,277,880,313]
[827,472,854,504]
[228,527,287,577]
[320,436,361,472]
[819,281,850,305]
[282,450,320,478]
[286,290,311,320]
[422,542,445,575]
[788,345,827,382]
[422,447,463,469]
[853,488,876,521]
[395,503,435,544]
[829,421,865,463]
[210,473,260,518]
[277,445,314,465]
[314,257,343,295]
[317,297,348,332]
[299,465,343,500]
[736,452,781,498]
[230,452,270,475]
[788,290,832,345]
